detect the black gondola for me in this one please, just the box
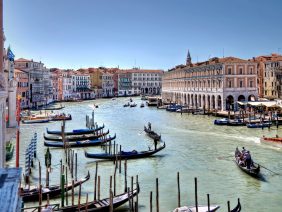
[85,142,166,160]
[144,125,161,141]
[234,149,260,178]
[231,198,241,212]
[20,172,90,202]
[43,129,109,142]
[55,184,139,212]
[46,124,105,135]
[44,134,116,148]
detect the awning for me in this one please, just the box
[237,101,278,107]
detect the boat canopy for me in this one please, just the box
[237,101,278,107]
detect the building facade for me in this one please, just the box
[14,58,53,108]
[162,56,258,111]
[253,54,282,99]
[102,71,114,97]
[14,69,29,108]
[72,70,94,99]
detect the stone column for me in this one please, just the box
[8,79,17,127]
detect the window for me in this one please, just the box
[271,72,273,77]
[228,81,232,88]
[239,81,243,88]
[228,68,232,74]
[250,81,253,88]
[265,82,267,87]
[239,68,243,75]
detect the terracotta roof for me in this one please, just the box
[15,58,32,62]
[14,69,26,73]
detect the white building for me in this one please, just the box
[102,71,114,97]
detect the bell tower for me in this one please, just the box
[186,50,192,66]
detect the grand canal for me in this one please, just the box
[9,97,282,211]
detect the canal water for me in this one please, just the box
[9,97,282,211]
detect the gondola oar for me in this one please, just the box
[253,162,280,175]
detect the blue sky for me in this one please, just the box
[4,0,282,70]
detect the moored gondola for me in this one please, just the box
[55,184,139,212]
[44,134,116,148]
[20,171,90,202]
[144,125,161,141]
[234,148,260,178]
[85,142,166,160]
[47,124,105,135]
[22,118,50,124]
[43,129,109,142]
[173,205,220,212]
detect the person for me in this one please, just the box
[242,147,246,154]
[235,147,241,157]
[154,138,158,150]
[244,151,252,169]
[148,122,151,130]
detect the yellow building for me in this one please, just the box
[88,68,103,97]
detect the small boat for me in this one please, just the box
[234,149,260,178]
[214,118,229,125]
[166,104,182,112]
[144,125,161,141]
[20,172,90,202]
[157,105,167,109]
[44,134,116,148]
[129,98,133,102]
[231,198,241,212]
[246,122,272,128]
[227,119,246,126]
[112,98,116,100]
[260,136,282,148]
[85,143,165,160]
[44,106,65,110]
[130,103,137,107]
[46,124,105,136]
[43,129,109,142]
[6,142,14,161]
[55,184,139,212]
[173,205,220,212]
[140,103,145,108]
[49,114,72,121]
[22,118,50,124]
[123,103,130,107]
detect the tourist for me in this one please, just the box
[148,122,151,130]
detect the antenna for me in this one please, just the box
[223,48,225,58]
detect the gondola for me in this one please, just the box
[173,205,220,212]
[20,171,90,202]
[246,122,272,128]
[50,114,72,121]
[231,198,241,212]
[123,103,130,107]
[144,126,161,141]
[43,129,109,142]
[55,184,139,212]
[44,134,116,148]
[130,103,137,107]
[22,118,50,124]
[46,124,105,135]
[85,142,166,160]
[234,149,260,178]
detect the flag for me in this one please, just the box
[7,47,15,61]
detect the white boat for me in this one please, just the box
[173,205,220,212]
